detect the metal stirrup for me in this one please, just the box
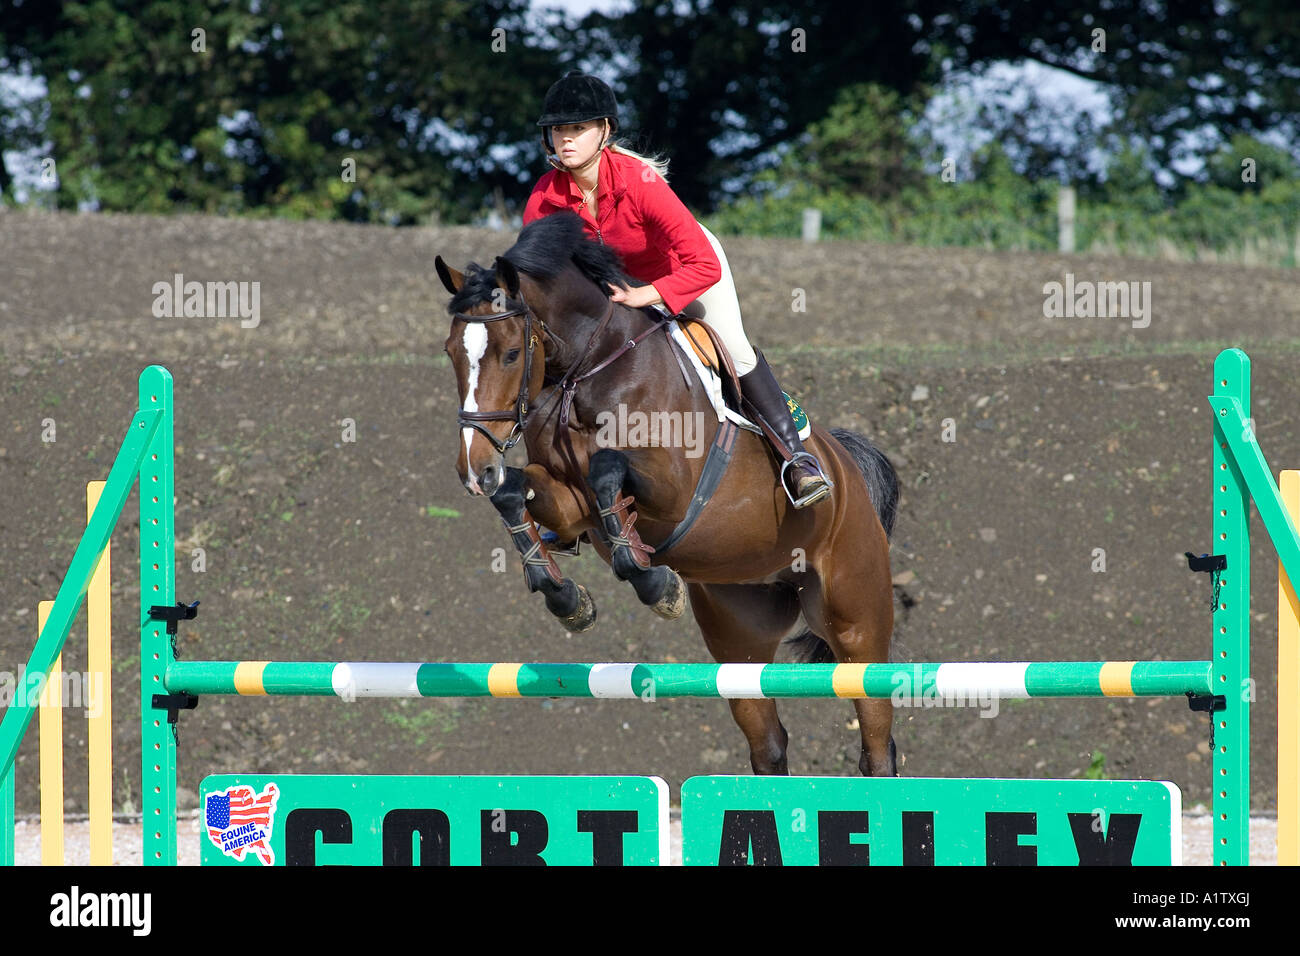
[780,452,833,507]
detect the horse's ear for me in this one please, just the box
[435,256,464,295]
[494,256,521,299]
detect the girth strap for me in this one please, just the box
[653,419,740,555]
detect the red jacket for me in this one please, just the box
[521,148,722,314]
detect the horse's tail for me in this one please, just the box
[785,427,899,664]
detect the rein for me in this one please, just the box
[455,292,672,541]
[554,299,669,435]
[550,300,670,524]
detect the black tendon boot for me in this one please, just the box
[739,351,832,507]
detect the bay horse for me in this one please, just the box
[437,212,900,776]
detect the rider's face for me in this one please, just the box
[550,120,607,169]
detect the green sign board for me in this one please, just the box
[199,774,668,866]
[681,776,1180,866]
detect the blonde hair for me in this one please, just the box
[598,115,670,181]
[608,141,670,182]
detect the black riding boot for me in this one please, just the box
[739,351,832,508]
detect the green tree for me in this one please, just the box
[0,0,561,221]
[6,0,1299,220]
[1206,134,1300,193]
[788,83,927,200]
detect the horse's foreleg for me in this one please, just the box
[489,466,596,632]
[587,448,685,620]
[520,463,588,551]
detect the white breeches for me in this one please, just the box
[677,223,758,375]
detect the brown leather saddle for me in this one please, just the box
[661,311,744,414]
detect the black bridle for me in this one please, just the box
[453,293,670,466]
[453,302,549,454]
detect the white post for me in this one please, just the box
[801,207,821,243]
[1057,186,1076,253]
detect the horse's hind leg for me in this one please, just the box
[689,583,802,774]
[852,697,897,777]
[587,448,685,620]
[489,467,596,631]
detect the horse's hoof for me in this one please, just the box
[560,584,597,632]
[651,569,686,620]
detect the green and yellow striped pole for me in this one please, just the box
[166,659,1216,700]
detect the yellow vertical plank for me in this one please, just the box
[37,601,63,865]
[87,481,113,865]
[1279,471,1300,865]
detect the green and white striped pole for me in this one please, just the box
[166,659,1215,700]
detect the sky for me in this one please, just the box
[532,0,631,14]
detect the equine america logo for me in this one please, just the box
[205,782,280,865]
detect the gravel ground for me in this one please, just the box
[3,210,1295,869]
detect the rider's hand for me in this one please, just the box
[608,282,663,309]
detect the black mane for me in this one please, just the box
[447,211,634,314]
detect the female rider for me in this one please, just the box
[522,70,831,508]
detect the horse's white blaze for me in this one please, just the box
[461,323,489,481]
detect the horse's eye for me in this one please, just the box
[504,349,521,365]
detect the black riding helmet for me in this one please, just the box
[536,70,618,154]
